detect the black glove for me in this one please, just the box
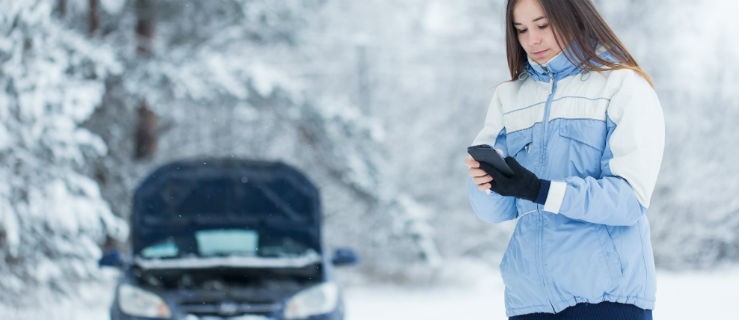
[478,157,550,204]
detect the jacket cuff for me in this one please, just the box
[543,181,567,214]
[534,179,550,204]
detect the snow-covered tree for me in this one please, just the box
[0,0,127,302]
[79,0,442,280]
[596,0,739,269]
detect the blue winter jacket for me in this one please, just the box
[467,50,665,317]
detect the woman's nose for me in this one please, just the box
[527,30,543,46]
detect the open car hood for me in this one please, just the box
[131,159,322,255]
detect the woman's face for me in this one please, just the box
[513,0,563,65]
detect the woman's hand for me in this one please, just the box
[465,155,493,191]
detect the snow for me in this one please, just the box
[99,0,125,14]
[249,63,294,97]
[345,264,739,320]
[1,262,736,320]
[422,1,474,36]
[654,267,739,320]
[205,54,249,99]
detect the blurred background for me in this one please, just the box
[0,0,737,319]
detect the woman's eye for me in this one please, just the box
[517,29,527,34]
[537,24,549,29]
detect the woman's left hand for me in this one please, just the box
[481,157,545,203]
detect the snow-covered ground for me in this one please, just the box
[344,263,739,320]
[1,262,737,320]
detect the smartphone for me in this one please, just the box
[467,144,514,176]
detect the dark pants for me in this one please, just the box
[509,302,653,320]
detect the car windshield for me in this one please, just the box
[139,228,309,259]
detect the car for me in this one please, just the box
[99,158,358,320]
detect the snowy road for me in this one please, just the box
[2,263,737,320]
[344,266,739,320]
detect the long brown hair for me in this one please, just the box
[505,0,654,87]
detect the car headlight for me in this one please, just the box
[118,283,172,319]
[284,282,339,319]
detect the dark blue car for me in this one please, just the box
[100,159,358,320]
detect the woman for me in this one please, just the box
[464,0,664,319]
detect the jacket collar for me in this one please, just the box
[524,44,617,82]
[525,50,581,82]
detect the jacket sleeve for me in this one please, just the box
[541,71,665,226]
[467,90,517,224]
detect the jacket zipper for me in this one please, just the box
[540,67,557,312]
[541,70,556,165]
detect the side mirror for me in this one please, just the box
[99,249,125,268]
[331,248,358,267]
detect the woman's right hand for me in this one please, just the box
[465,155,493,191]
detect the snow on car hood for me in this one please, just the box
[134,249,322,270]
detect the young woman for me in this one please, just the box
[464,0,664,319]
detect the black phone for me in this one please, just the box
[467,144,514,176]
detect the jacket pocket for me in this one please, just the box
[556,122,606,177]
[506,129,533,158]
[602,225,625,289]
[558,124,606,152]
[543,220,620,298]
